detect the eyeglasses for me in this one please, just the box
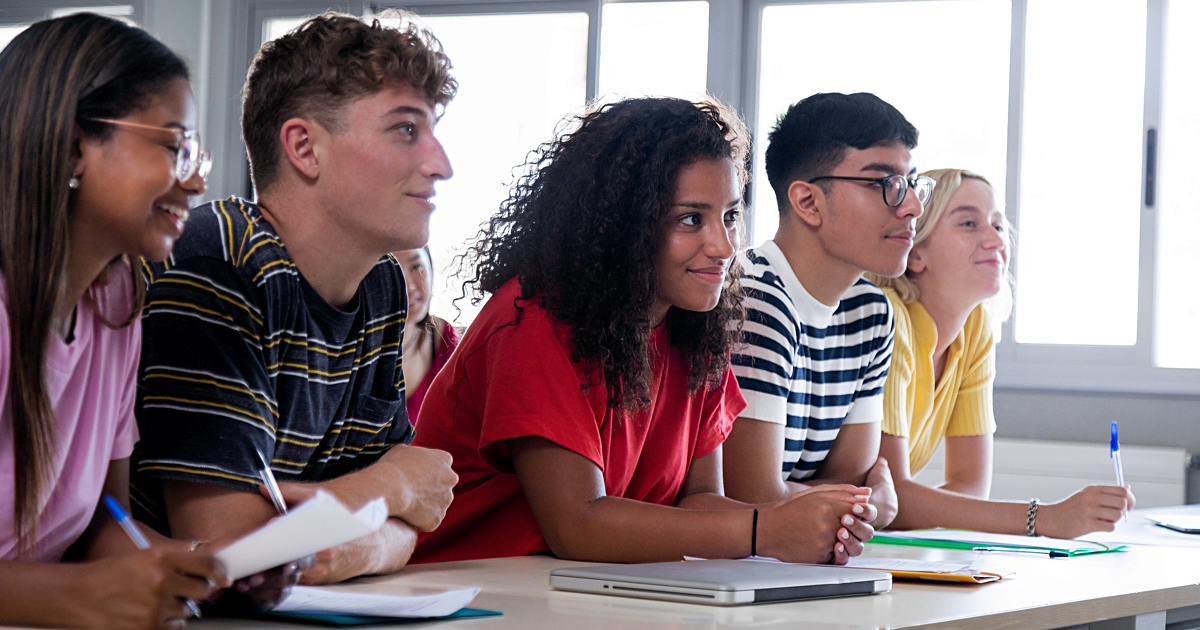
[86,118,212,183]
[807,174,936,208]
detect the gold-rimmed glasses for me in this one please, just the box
[86,118,212,183]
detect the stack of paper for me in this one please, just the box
[215,490,388,580]
[275,586,481,616]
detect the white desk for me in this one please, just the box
[195,506,1200,630]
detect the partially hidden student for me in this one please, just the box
[721,92,931,528]
[130,11,459,585]
[394,247,461,423]
[864,168,1135,537]
[0,13,303,628]
[412,97,877,565]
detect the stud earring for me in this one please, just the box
[68,174,80,189]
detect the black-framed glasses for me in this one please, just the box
[807,174,936,208]
[86,118,212,183]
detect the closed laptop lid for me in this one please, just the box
[550,560,891,606]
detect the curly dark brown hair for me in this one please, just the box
[461,97,750,410]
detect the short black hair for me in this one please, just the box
[764,92,918,210]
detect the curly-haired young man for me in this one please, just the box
[130,11,458,584]
[722,92,928,530]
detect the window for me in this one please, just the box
[751,0,1010,245]
[407,11,590,324]
[1013,0,1145,346]
[239,0,1200,393]
[0,25,28,51]
[1154,0,1200,369]
[598,0,710,103]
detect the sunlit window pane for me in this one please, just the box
[598,0,708,103]
[416,13,589,325]
[755,1,1009,248]
[50,5,133,18]
[0,25,28,52]
[1155,0,1200,367]
[1014,0,1144,345]
[263,17,306,44]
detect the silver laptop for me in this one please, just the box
[550,560,891,606]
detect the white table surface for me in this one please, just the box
[190,505,1200,630]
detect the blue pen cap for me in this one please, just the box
[104,495,129,521]
[1110,421,1120,456]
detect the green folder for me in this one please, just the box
[869,531,1127,557]
[246,606,503,627]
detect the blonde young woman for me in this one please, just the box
[865,169,1134,538]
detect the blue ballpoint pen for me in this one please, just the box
[1110,422,1127,522]
[103,495,203,618]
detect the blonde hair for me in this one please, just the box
[866,168,1013,323]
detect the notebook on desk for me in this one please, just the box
[550,559,891,606]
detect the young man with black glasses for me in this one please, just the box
[722,92,932,533]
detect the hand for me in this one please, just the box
[205,549,312,611]
[66,548,229,630]
[374,444,457,531]
[1036,485,1137,539]
[759,484,875,565]
[864,457,898,530]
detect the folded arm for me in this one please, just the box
[722,418,897,528]
[161,443,452,585]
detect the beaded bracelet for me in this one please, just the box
[1026,499,1039,536]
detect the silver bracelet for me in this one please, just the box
[1026,499,1039,536]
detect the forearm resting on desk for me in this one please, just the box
[511,436,874,565]
[298,517,418,585]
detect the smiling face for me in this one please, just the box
[908,177,1007,308]
[72,77,204,262]
[816,141,924,279]
[317,82,452,257]
[650,158,741,326]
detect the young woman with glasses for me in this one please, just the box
[410,97,876,566]
[0,13,296,628]
[865,168,1134,538]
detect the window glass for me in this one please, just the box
[49,5,134,18]
[1014,0,1145,345]
[413,13,589,325]
[598,0,708,103]
[1154,0,1200,367]
[263,17,306,43]
[0,25,28,52]
[754,0,1010,248]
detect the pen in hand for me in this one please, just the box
[257,449,288,516]
[103,495,204,619]
[1110,422,1127,522]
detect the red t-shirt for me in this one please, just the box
[411,278,745,564]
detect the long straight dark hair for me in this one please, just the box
[0,13,188,555]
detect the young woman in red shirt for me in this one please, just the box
[412,98,877,565]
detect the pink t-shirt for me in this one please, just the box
[0,261,141,561]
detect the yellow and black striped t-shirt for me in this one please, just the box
[130,197,412,533]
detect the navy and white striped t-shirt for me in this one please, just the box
[731,240,893,481]
[130,197,413,533]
